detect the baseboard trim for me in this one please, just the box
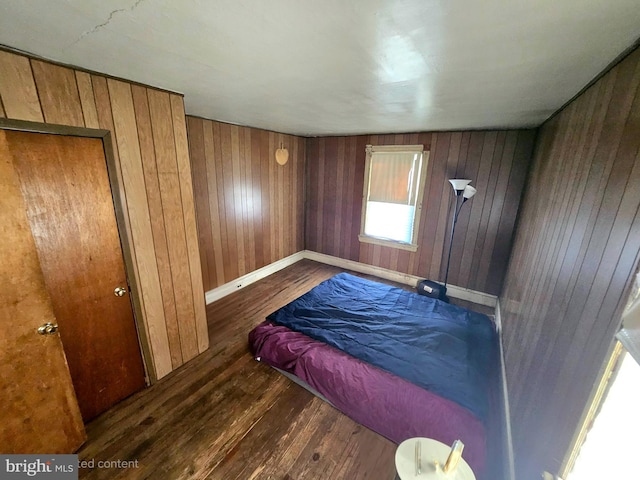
[205,251,305,304]
[304,251,497,307]
[303,250,419,287]
[205,250,497,308]
[495,300,516,480]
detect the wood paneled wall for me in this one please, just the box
[186,117,305,291]
[0,49,208,380]
[305,131,536,295]
[500,46,640,479]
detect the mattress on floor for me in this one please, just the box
[248,273,498,475]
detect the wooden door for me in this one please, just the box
[5,130,146,422]
[0,131,86,453]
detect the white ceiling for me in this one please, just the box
[0,0,639,136]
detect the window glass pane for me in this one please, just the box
[364,201,415,243]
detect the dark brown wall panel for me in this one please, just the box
[0,49,208,380]
[305,130,535,295]
[187,116,306,291]
[500,46,640,479]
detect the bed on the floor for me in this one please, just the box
[248,273,497,475]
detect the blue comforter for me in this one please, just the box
[267,273,497,420]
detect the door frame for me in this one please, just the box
[561,271,640,477]
[0,117,154,384]
[560,340,623,477]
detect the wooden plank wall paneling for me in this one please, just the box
[186,116,306,291]
[0,49,208,380]
[0,53,43,122]
[305,131,535,295]
[500,46,640,480]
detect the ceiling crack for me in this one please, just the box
[66,0,147,48]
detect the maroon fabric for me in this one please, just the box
[249,321,487,475]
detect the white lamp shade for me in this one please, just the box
[449,179,472,192]
[463,185,477,200]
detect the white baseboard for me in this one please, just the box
[205,251,305,304]
[205,249,497,308]
[303,250,419,287]
[304,251,497,307]
[496,300,516,480]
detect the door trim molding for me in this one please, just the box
[560,340,623,478]
[495,300,516,480]
[0,118,155,384]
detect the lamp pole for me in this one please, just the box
[443,180,477,289]
[444,192,463,288]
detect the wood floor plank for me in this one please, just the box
[77,260,497,480]
[203,383,314,480]
[239,398,329,479]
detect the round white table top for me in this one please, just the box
[395,437,476,480]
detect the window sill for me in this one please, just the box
[358,234,418,252]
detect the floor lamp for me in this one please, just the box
[443,179,477,289]
[417,179,477,302]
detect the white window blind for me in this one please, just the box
[359,145,427,250]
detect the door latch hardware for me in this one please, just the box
[37,322,59,335]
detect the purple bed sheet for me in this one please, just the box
[249,320,487,474]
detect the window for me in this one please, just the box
[359,144,429,251]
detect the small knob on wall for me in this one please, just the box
[114,287,127,297]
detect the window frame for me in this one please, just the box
[358,144,430,252]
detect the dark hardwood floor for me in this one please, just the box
[77,260,497,479]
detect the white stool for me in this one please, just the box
[395,438,476,480]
